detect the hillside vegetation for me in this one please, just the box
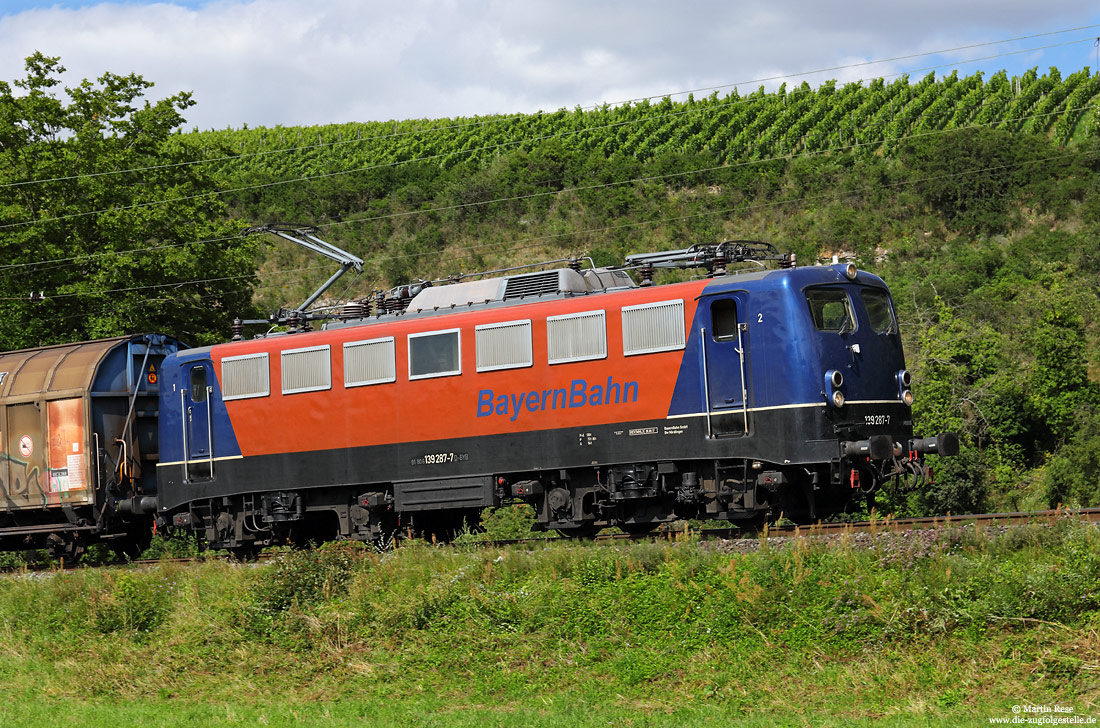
[2,57,1099,516]
[195,67,1100,293]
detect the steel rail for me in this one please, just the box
[5,507,1098,572]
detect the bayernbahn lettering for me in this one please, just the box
[477,376,639,420]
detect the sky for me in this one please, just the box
[1,1,1099,131]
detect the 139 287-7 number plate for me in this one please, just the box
[410,452,470,466]
[864,414,891,427]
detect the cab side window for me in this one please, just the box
[190,366,207,402]
[409,329,461,379]
[711,299,738,341]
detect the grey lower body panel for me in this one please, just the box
[394,476,494,511]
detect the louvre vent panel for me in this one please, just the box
[476,320,532,371]
[503,271,561,299]
[547,310,607,364]
[281,346,331,394]
[622,300,686,355]
[221,353,269,400]
[344,338,396,386]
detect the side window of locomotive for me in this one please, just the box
[547,310,607,364]
[711,299,738,341]
[190,366,207,402]
[806,288,856,333]
[409,329,461,380]
[861,289,897,334]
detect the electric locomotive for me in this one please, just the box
[151,241,957,549]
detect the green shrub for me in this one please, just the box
[452,503,544,543]
[140,532,202,560]
[480,504,538,539]
[91,571,176,635]
[250,541,370,614]
[82,543,116,564]
[1041,412,1100,507]
[0,550,27,569]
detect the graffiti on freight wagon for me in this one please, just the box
[0,452,85,508]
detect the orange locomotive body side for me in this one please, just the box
[213,279,709,457]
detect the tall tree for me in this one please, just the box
[0,52,257,350]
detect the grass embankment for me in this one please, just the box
[1,520,1098,727]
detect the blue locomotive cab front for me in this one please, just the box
[804,264,958,506]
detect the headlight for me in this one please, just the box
[829,370,843,388]
[843,263,858,280]
[902,390,913,406]
[898,369,912,388]
[832,390,845,408]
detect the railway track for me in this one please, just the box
[483,506,1100,546]
[5,507,1098,573]
[590,506,1100,542]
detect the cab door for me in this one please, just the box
[701,294,751,436]
[183,361,213,481]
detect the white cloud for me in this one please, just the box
[0,0,1097,129]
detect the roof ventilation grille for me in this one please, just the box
[503,270,565,299]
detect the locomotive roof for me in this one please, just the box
[704,264,888,292]
[322,263,887,328]
[177,262,889,360]
[401,267,638,313]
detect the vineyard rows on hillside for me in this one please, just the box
[184,67,1100,178]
